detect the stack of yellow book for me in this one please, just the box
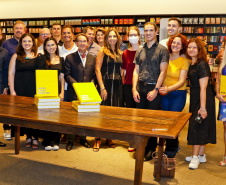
[34,95,60,109]
[72,82,102,112]
[35,70,60,109]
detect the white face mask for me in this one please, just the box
[129,36,139,44]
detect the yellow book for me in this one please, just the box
[220,75,226,95]
[72,104,100,112]
[72,82,102,104]
[34,101,60,109]
[72,100,100,109]
[35,70,58,97]
[34,95,60,102]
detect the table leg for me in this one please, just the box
[15,126,20,155]
[155,138,165,181]
[134,136,148,185]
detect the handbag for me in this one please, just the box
[152,152,176,178]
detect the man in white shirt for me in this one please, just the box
[38,28,51,54]
[159,17,182,48]
[59,25,78,59]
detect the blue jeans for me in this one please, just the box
[161,90,187,112]
[161,90,187,156]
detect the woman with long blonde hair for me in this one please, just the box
[94,28,123,152]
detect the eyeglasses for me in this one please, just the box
[41,33,50,37]
[77,40,87,43]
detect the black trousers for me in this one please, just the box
[136,82,161,152]
[123,84,136,108]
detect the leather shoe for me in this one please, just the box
[80,139,91,148]
[66,141,73,151]
[144,150,155,161]
[0,141,6,147]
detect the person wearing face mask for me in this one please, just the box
[159,34,189,158]
[121,26,141,109]
[2,20,26,140]
[121,26,141,152]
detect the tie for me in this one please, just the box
[82,53,86,59]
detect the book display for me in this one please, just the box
[72,82,102,112]
[34,70,60,109]
[1,15,226,54]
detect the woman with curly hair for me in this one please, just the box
[159,34,189,158]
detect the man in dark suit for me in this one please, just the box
[64,33,96,151]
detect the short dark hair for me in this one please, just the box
[82,26,94,34]
[52,23,61,28]
[61,25,74,34]
[168,17,182,27]
[144,22,158,32]
[75,33,88,42]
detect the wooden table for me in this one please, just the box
[0,95,191,184]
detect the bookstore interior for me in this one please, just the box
[1,14,226,62]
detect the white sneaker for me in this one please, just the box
[189,155,200,169]
[185,154,207,163]
[4,130,12,140]
[45,146,52,151]
[52,145,59,151]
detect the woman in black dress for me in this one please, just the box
[36,37,65,151]
[8,33,39,149]
[185,38,216,170]
[95,28,123,152]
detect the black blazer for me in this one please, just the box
[64,51,96,102]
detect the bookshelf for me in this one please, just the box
[1,14,226,55]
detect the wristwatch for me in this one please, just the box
[155,87,159,92]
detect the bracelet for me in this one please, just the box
[99,83,104,85]
[100,88,105,91]
[199,108,206,111]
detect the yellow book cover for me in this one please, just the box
[34,95,60,102]
[72,100,100,109]
[35,70,58,97]
[220,75,226,95]
[72,82,102,104]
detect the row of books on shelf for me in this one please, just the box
[182,17,226,24]
[182,27,204,33]
[29,20,49,26]
[208,45,221,52]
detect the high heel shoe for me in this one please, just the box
[219,156,226,166]
[32,139,39,149]
[25,138,32,148]
[93,138,101,152]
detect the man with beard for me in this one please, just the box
[2,20,26,140]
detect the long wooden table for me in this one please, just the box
[0,95,191,184]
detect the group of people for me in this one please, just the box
[0,17,225,170]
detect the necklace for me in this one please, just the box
[25,53,33,59]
